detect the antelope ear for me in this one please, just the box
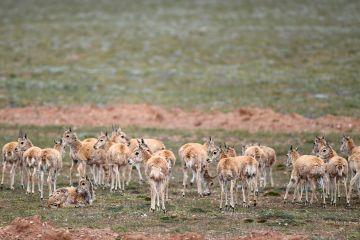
[18,129,23,138]
[59,138,63,144]
[69,127,72,132]
[209,136,213,143]
[24,133,27,139]
[111,125,115,131]
[141,138,145,144]
[137,139,141,144]
[290,145,293,151]
[105,131,108,137]
[295,146,299,151]
[85,175,89,181]
[54,139,57,144]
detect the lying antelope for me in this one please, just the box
[47,176,95,208]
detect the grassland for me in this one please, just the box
[0,125,359,239]
[0,0,360,117]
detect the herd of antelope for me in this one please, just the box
[1,127,360,211]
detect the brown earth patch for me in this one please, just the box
[0,215,306,240]
[0,104,358,133]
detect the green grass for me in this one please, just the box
[0,124,360,238]
[0,0,360,117]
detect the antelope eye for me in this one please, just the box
[322,149,326,152]
[21,142,24,145]
[213,151,217,155]
[81,182,86,186]
[66,135,70,138]
[135,151,139,156]
[121,136,124,138]
[100,139,103,142]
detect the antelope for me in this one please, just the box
[341,136,360,206]
[110,126,165,184]
[47,176,95,208]
[243,145,267,188]
[62,128,98,185]
[284,146,326,207]
[317,143,348,206]
[128,144,169,212]
[17,133,42,195]
[207,146,258,210]
[1,131,24,190]
[179,137,217,197]
[312,136,327,155]
[38,139,66,199]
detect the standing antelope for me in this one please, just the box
[1,131,24,190]
[17,133,42,195]
[179,137,217,197]
[110,126,165,184]
[243,145,267,188]
[62,128,99,185]
[38,139,65,199]
[340,135,360,206]
[284,146,326,207]
[207,146,258,210]
[128,144,169,212]
[317,143,348,206]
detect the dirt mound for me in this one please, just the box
[0,104,358,133]
[0,215,305,240]
[0,215,117,240]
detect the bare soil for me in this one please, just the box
[0,104,358,133]
[0,215,305,240]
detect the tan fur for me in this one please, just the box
[318,144,348,205]
[312,136,327,155]
[179,138,216,197]
[153,149,176,200]
[244,145,268,188]
[108,143,130,192]
[47,177,95,208]
[18,134,42,195]
[284,146,326,206]
[128,145,169,212]
[37,139,65,199]
[63,128,100,185]
[1,141,22,189]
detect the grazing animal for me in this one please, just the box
[207,146,258,210]
[17,133,43,195]
[38,139,65,199]
[128,144,169,212]
[284,146,326,207]
[62,128,99,185]
[317,143,348,206]
[179,137,217,197]
[47,176,95,208]
[1,131,23,190]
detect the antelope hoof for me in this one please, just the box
[322,203,326,208]
[21,185,25,189]
[0,184,3,190]
[219,207,223,212]
[229,206,235,212]
[10,187,14,191]
[190,182,194,186]
[255,191,259,196]
[253,201,257,207]
[40,197,44,200]
[162,208,167,213]
[150,208,155,212]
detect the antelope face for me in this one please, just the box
[225,146,236,157]
[17,134,31,152]
[94,132,108,150]
[286,146,299,167]
[207,146,221,163]
[54,138,66,155]
[340,136,350,155]
[112,127,130,145]
[128,146,143,165]
[312,136,326,155]
[318,144,332,161]
[62,128,77,145]
[77,177,93,195]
